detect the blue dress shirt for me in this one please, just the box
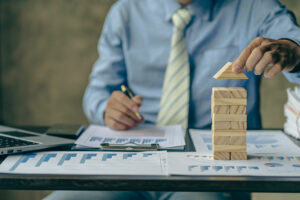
[83,0,300,129]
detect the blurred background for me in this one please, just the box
[0,0,299,199]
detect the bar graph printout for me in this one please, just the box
[168,153,300,176]
[190,130,300,155]
[0,151,167,175]
[75,125,185,150]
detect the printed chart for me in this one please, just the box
[190,130,300,155]
[0,151,167,175]
[168,153,300,176]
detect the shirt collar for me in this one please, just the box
[163,0,213,22]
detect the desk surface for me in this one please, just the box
[0,126,300,192]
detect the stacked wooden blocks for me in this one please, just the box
[212,62,248,160]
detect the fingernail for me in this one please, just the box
[233,64,240,72]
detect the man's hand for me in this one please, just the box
[233,37,300,78]
[104,91,144,130]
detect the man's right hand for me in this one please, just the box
[104,91,144,130]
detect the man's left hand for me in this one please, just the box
[233,37,300,78]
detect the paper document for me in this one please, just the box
[75,125,185,150]
[190,129,300,155]
[168,152,300,176]
[0,151,167,175]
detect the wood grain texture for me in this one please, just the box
[213,121,247,130]
[213,145,246,152]
[213,130,246,136]
[213,98,247,106]
[213,152,230,160]
[213,135,231,145]
[231,152,247,160]
[213,62,248,79]
[212,87,247,98]
[213,114,247,122]
[230,136,246,145]
[229,105,246,114]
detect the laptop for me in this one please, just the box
[0,125,74,155]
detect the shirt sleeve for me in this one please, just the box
[83,2,128,125]
[253,0,300,84]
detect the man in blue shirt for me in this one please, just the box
[83,0,300,132]
[45,0,300,199]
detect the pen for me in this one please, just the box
[121,85,142,120]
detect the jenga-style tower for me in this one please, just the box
[212,62,248,160]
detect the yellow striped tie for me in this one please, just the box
[157,9,192,128]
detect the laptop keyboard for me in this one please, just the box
[0,135,38,148]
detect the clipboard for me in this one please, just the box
[100,143,159,151]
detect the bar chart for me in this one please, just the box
[0,151,167,176]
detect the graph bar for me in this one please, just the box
[143,153,153,157]
[200,165,210,172]
[89,137,103,142]
[116,138,128,144]
[9,153,37,171]
[35,153,57,167]
[155,138,167,143]
[123,153,137,159]
[58,153,77,166]
[103,138,115,143]
[142,138,153,144]
[102,153,117,161]
[224,166,235,172]
[212,166,223,172]
[129,138,141,144]
[237,166,247,173]
[80,153,97,164]
[188,165,198,172]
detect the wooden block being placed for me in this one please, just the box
[214,145,246,152]
[213,62,248,79]
[213,114,247,122]
[213,135,231,145]
[213,152,230,160]
[231,152,247,160]
[230,136,246,145]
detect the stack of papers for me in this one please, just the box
[284,87,300,139]
[75,125,186,150]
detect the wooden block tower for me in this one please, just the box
[212,62,248,160]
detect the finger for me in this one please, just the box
[110,98,142,122]
[253,51,274,75]
[263,63,282,78]
[245,46,264,71]
[132,96,143,106]
[113,91,139,113]
[108,108,137,127]
[105,117,128,130]
[233,37,265,72]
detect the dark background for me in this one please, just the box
[0,0,299,199]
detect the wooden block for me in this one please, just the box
[231,152,247,160]
[213,114,247,122]
[213,121,247,130]
[213,145,246,152]
[230,136,246,145]
[213,130,246,137]
[213,135,231,145]
[213,152,230,160]
[213,62,248,79]
[213,98,247,106]
[229,105,246,114]
[213,105,230,114]
[212,87,247,98]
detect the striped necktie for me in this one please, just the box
[157,8,192,128]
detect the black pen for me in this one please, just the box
[121,85,142,120]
